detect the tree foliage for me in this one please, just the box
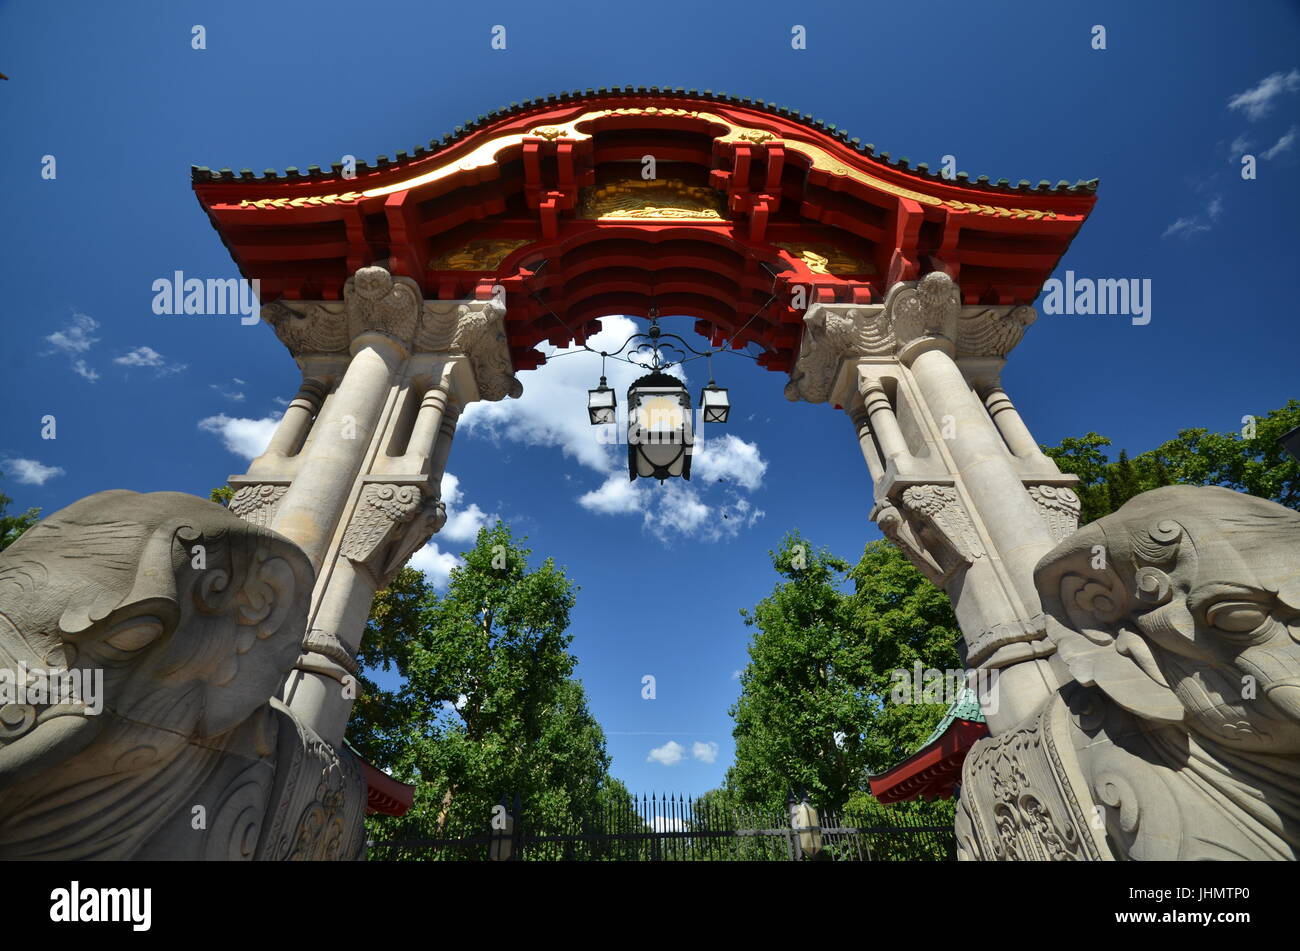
[723,534,960,815]
[1042,399,1300,524]
[0,473,40,552]
[350,522,632,847]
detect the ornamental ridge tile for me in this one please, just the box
[191,88,1100,196]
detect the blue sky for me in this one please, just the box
[2,0,1297,798]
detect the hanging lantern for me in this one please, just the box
[627,372,693,482]
[587,376,617,425]
[700,382,731,424]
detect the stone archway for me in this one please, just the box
[192,88,1099,747]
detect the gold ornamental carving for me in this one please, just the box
[578,179,724,220]
[239,191,364,210]
[775,243,875,275]
[428,238,531,271]
[943,199,1057,221]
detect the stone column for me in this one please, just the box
[900,341,1061,728]
[979,382,1056,468]
[859,380,911,467]
[271,333,409,572]
[400,382,453,472]
[230,268,523,745]
[265,377,329,458]
[428,400,463,485]
[848,404,885,483]
[785,272,1080,732]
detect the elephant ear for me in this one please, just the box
[109,507,315,740]
[175,522,315,738]
[1037,540,1185,725]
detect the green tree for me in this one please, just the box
[845,540,964,772]
[724,534,961,816]
[0,474,40,552]
[352,522,632,855]
[1043,399,1300,524]
[1040,433,1119,524]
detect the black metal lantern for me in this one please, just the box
[573,303,744,478]
[587,376,617,425]
[627,372,693,482]
[700,381,731,424]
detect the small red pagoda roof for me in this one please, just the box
[868,719,989,804]
[359,758,415,817]
[192,87,1098,376]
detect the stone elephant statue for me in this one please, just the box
[0,490,367,859]
[956,485,1300,860]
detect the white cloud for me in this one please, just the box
[409,541,461,589]
[692,741,719,764]
[198,413,279,459]
[115,345,186,376]
[46,313,99,354]
[442,502,491,543]
[651,816,688,832]
[1162,194,1222,240]
[1229,133,1254,157]
[646,740,685,766]
[1162,217,1209,239]
[1262,125,1298,160]
[1227,68,1300,121]
[71,359,99,383]
[693,433,768,490]
[114,346,165,368]
[642,481,765,544]
[646,480,711,539]
[45,313,100,381]
[438,472,496,542]
[578,474,645,515]
[3,457,65,485]
[440,471,464,506]
[210,381,246,402]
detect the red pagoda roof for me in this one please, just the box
[359,757,415,817]
[192,87,1098,376]
[868,719,989,803]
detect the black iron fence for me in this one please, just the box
[367,793,955,861]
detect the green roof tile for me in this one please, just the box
[918,686,985,749]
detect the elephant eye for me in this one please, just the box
[104,618,164,652]
[1206,601,1269,634]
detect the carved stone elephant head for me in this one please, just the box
[1034,485,1300,755]
[0,490,315,855]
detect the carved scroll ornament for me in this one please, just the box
[784,272,1037,403]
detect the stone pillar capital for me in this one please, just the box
[783,271,1036,404]
[261,265,522,404]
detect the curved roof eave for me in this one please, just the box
[191,85,1099,199]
